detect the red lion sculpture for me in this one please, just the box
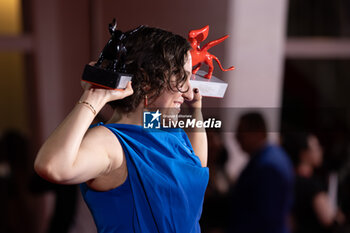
[188,25,235,79]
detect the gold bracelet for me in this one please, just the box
[78,100,96,115]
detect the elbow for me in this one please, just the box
[34,159,58,183]
[34,157,71,184]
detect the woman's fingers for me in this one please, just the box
[81,80,92,90]
[193,88,202,102]
[184,87,202,109]
[192,88,202,108]
[122,81,134,97]
[109,81,134,99]
[81,80,133,103]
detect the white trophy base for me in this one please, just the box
[190,70,228,98]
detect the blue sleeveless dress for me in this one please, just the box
[80,123,209,233]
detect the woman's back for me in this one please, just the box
[81,175,133,232]
[81,123,209,233]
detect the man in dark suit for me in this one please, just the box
[229,112,294,233]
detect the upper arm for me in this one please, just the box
[186,130,208,167]
[59,126,124,184]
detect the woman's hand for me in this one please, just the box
[80,61,134,109]
[80,61,133,110]
[184,88,202,109]
[80,80,134,110]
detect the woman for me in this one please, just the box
[282,133,341,233]
[34,26,209,233]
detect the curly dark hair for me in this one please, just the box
[108,26,192,113]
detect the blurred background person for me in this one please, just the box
[228,112,294,233]
[282,132,345,233]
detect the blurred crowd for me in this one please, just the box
[201,112,350,233]
[1,112,350,233]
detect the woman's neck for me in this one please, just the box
[107,106,144,125]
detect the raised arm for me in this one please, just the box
[185,88,208,167]
[34,81,133,184]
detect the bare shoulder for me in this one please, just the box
[83,125,116,142]
[82,125,124,170]
[82,125,127,190]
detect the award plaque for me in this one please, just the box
[82,19,133,90]
[190,70,228,98]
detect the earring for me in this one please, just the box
[144,95,148,107]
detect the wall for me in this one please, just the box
[0,0,28,135]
